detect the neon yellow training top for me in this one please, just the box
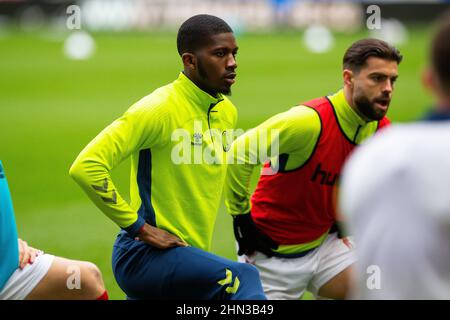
[70,72,237,251]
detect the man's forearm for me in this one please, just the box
[69,156,144,236]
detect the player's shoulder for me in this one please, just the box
[125,84,175,119]
[289,104,321,116]
[347,122,450,170]
[282,104,321,128]
[388,122,450,149]
[257,104,321,140]
[371,122,449,145]
[342,122,450,221]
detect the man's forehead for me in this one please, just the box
[364,57,398,75]
[205,32,237,48]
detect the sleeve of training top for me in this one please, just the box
[224,106,321,216]
[69,99,170,236]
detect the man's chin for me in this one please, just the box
[371,108,388,121]
[220,87,232,96]
[356,101,386,121]
[373,103,389,119]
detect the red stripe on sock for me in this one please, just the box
[96,290,109,300]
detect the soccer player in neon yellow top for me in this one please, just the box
[70,14,266,300]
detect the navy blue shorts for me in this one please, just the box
[112,232,266,300]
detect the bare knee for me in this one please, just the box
[79,262,105,299]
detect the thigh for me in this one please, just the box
[114,243,264,300]
[316,265,354,300]
[26,256,102,300]
[170,246,264,300]
[244,251,316,300]
[309,234,356,299]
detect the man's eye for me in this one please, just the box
[215,52,225,57]
[373,76,382,82]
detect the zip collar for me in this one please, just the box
[174,72,224,110]
[328,89,379,144]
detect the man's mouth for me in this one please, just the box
[374,98,390,109]
[224,73,236,85]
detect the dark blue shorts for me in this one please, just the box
[112,232,266,300]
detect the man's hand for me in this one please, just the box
[233,213,278,257]
[18,239,40,269]
[330,222,353,249]
[135,223,188,249]
[342,237,353,249]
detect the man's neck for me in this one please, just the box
[182,70,218,98]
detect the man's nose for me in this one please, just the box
[227,54,237,69]
[383,79,393,93]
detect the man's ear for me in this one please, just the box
[422,66,437,94]
[182,53,196,70]
[343,69,354,88]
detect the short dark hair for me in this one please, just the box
[177,14,233,56]
[431,11,450,90]
[343,38,403,72]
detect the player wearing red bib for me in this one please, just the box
[225,39,402,299]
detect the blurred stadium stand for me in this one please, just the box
[0,0,449,32]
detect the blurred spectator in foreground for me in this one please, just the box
[340,11,450,300]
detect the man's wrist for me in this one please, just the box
[123,215,146,237]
